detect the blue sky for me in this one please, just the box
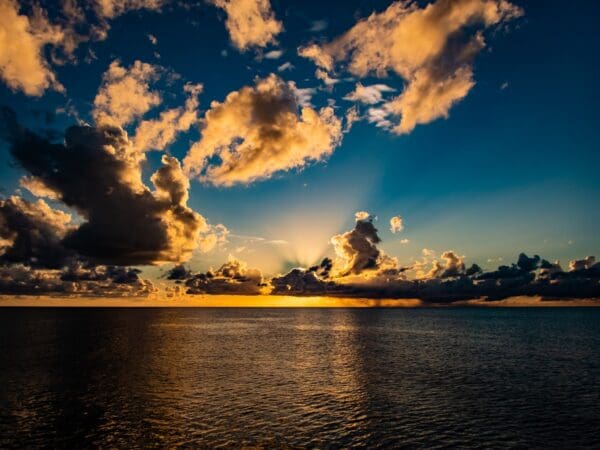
[1,0,599,281]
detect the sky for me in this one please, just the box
[0,0,599,305]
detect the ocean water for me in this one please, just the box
[0,307,599,448]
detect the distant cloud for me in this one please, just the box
[268,242,600,303]
[147,33,158,45]
[0,264,155,296]
[209,0,282,51]
[183,257,265,295]
[390,215,403,233]
[344,83,396,105]
[183,74,342,186]
[299,0,523,134]
[198,223,230,253]
[308,19,328,32]
[277,62,294,72]
[264,49,283,59]
[400,238,410,244]
[315,69,339,87]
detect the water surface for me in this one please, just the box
[1,308,599,448]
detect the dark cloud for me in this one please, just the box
[268,252,600,303]
[184,258,265,295]
[0,264,154,297]
[0,196,73,269]
[166,264,192,281]
[1,107,207,266]
[271,267,333,295]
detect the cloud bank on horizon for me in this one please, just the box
[0,0,598,302]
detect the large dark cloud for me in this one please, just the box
[1,107,206,266]
[0,196,73,269]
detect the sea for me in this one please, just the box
[1,307,599,448]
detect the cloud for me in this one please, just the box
[270,266,331,295]
[344,106,360,133]
[197,223,230,253]
[308,20,328,33]
[2,108,208,266]
[354,211,372,221]
[569,256,595,272]
[299,0,523,133]
[183,74,342,186]
[344,83,396,105]
[93,60,162,127]
[0,0,65,96]
[264,49,283,59]
[268,248,600,303]
[0,263,155,296]
[95,0,164,19]
[331,214,384,276]
[166,264,192,280]
[367,107,393,129]
[0,0,168,97]
[132,82,202,152]
[0,196,73,269]
[385,66,474,134]
[390,215,403,233]
[147,33,158,45]
[184,256,265,295]
[315,69,339,87]
[209,0,282,51]
[277,62,294,72]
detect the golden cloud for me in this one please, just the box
[93,60,162,128]
[183,74,342,186]
[209,0,282,51]
[0,0,65,96]
[300,0,523,134]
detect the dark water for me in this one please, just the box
[1,308,599,449]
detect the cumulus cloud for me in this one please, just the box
[184,256,265,295]
[0,0,168,97]
[344,83,396,105]
[183,74,342,186]
[0,0,65,96]
[209,0,282,51]
[299,0,523,133]
[390,215,403,233]
[268,247,600,303]
[0,196,73,269]
[331,213,394,277]
[569,256,595,272]
[132,82,202,152]
[2,107,208,266]
[0,263,155,296]
[93,60,162,127]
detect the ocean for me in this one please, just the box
[1,307,599,448]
